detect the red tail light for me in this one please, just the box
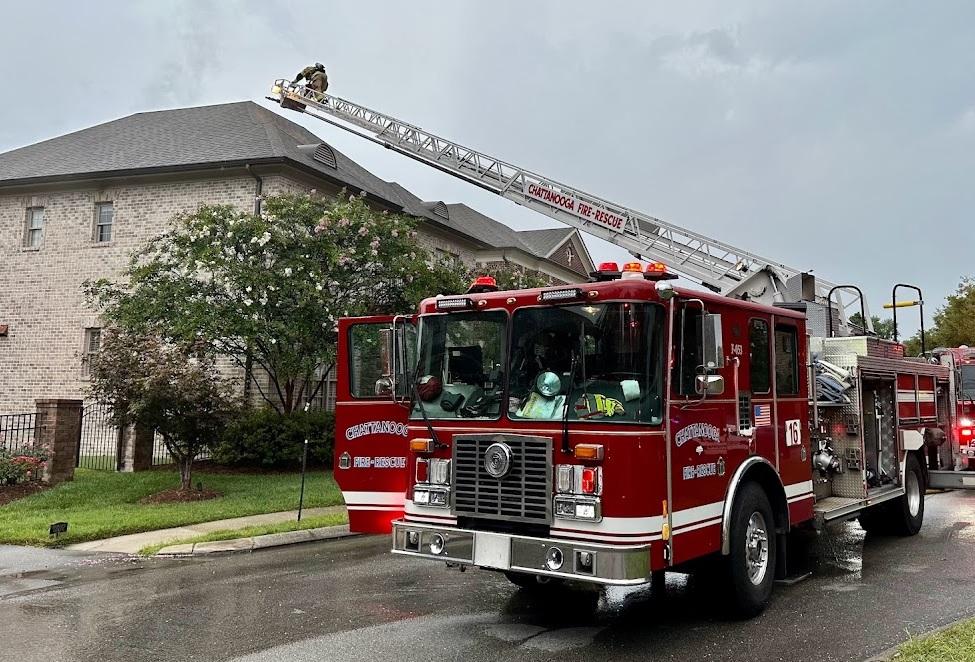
[580,467,597,494]
[415,458,429,483]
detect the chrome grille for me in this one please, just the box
[452,434,552,523]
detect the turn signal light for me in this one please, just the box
[410,438,434,453]
[573,444,604,461]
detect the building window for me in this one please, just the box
[83,328,102,376]
[95,202,114,242]
[25,207,44,247]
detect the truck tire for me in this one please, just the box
[725,481,777,618]
[857,506,890,534]
[889,453,925,536]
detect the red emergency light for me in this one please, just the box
[466,275,498,294]
[644,261,678,281]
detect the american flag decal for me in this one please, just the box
[754,404,772,427]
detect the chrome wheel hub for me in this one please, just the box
[906,468,921,517]
[745,512,770,585]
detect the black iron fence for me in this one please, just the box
[150,432,212,466]
[0,412,36,455]
[76,402,120,471]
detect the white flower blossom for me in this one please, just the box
[243,298,253,307]
[284,267,293,277]
[316,283,323,291]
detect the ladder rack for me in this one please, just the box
[270,80,858,319]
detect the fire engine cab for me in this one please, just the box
[333,263,948,616]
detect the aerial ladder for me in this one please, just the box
[269,80,868,330]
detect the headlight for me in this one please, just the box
[960,417,973,427]
[429,459,451,485]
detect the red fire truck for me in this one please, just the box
[271,81,963,616]
[933,346,975,469]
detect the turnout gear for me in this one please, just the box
[294,63,329,97]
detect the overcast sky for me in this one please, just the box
[3,1,973,332]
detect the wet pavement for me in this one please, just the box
[2,490,975,662]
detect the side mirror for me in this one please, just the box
[696,374,725,396]
[701,313,724,370]
[374,377,393,396]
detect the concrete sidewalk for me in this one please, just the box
[67,505,347,554]
[155,523,356,557]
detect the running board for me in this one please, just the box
[928,470,975,490]
[813,487,904,524]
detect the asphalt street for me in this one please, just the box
[3,490,975,662]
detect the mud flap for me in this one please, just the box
[334,316,413,533]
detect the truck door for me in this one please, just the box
[334,315,415,534]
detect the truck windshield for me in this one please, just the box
[508,303,664,424]
[961,365,975,399]
[411,310,507,419]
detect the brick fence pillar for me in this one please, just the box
[35,399,82,486]
[120,425,155,472]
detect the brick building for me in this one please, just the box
[0,101,592,414]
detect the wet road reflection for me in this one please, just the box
[1,491,974,662]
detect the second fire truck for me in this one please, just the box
[271,80,967,617]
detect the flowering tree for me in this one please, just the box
[87,193,472,413]
[87,331,237,491]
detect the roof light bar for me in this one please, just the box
[436,297,474,311]
[538,288,585,303]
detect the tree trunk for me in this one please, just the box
[178,455,194,491]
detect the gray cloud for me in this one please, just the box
[2,1,973,331]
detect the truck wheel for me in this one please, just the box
[889,453,925,536]
[857,506,890,534]
[725,481,777,618]
[504,571,564,591]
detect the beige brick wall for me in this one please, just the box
[0,171,488,414]
[0,175,265,414]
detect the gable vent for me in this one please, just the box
[431,201,449,219]
[313,143,337,168]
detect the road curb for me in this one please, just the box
[154,524,359,557]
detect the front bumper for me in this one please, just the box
[391,519,652,585]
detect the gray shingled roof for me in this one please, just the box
[0,101,402,203]
[517,227,576,256]
[0,101,590,266]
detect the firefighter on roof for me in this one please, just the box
[294,63,329,99]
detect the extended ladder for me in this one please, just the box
[270,80,857,317]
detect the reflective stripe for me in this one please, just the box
[784,480,813,499]
[342,491,405,506]
[672,501,724,527]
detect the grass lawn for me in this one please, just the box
[892,619,975,661]
[138,511,349,556]
[0,468,343,547]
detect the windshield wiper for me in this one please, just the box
[561,323,586,455]
[411,366,446,450]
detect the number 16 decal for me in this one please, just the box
[785,419,802,447]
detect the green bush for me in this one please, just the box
[211,408,335,469]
